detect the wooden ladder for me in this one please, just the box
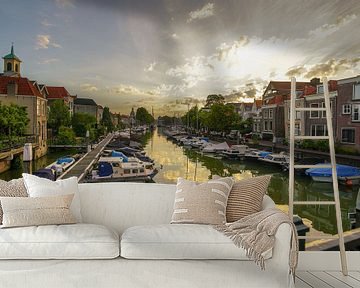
[288,77,348,275]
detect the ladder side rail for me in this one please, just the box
[323,77,348,275]
[288,77,296,219]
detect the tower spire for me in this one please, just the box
[11,42,14,55]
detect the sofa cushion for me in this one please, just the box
[0,194,76,228]
[0,223,119,259]
[227,175,272,222]
[121,224,272,260]
[22,173,82,222]
[171,177,234,225]
[0,178,28,224]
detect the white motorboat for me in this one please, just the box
[92,157,157,181]
[258,153,289,166]
[244,149,272,160]
[46,156,76,175]
[222,145,249,159]
[202,142,230,153]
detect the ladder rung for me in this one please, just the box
[294,164,332,169]
[294,136,329,140]
[297,235,338,240]
[295,107,327,112]
[293,201,336,205]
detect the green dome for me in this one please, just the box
[3,44,21,62]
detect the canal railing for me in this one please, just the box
[59,133,114,182]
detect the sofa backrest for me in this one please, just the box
[78,182,275,235]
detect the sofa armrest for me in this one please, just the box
[267,222,295,287]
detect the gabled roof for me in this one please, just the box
[263,81,310,98]
[0,76,43,97]
[74,97,97,106]
[255,99,262,108]
[47,86,71,99]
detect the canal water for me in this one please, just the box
[144,129,359,238]
[0,149,78,181]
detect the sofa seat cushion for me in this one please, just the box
[121,224,272,260]
[0,224,119,259]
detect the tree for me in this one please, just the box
[48,100,71,134]
[101,107,114,132]
[71,113,97,138]
[136,107,154,125]
[206,103,240,132]
[0,102,29,139]
[205,94,225,107]
[55,126,76,145]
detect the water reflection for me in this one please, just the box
[143,129,359,235]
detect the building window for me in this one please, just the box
[310,103,319,118]
[317,85,324,94]
[352,104,360,122]
[311,124,328,136]
[15,64,19,72]
[6,62,12,71]
[263,109,269,119]
[263,121,268,131]
[268,109,273,119]
[37,100,41,116]
[321,102,332,118]
[342,104,351,115]
[269,121,273,130]
[354,84,360,100]
[295,123,301,136]
[341,128,355,144]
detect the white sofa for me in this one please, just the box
[0,182,294,288]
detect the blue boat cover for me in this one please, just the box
[111,150,129,162]
[306,164,360,177]
[98,162,113,177]
[56,157,74,164]
[258,151,272,158]
[33,169,56,181]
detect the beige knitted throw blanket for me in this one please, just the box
[214,208,298,276]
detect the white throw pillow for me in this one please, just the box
[22,173,82,222]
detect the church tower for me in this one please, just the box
[3,44,22,77]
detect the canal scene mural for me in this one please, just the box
[0,0,360,253]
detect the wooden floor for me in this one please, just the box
[296,252,360,287]
[296,271,360,287]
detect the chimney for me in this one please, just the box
[7,81,18,96]
[310,78,321,86]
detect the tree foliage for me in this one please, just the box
[0,102,29,138]
[48,100,71,134]
[55,126,76,145]
[135,107,154,125]
[205,94,225,107]
[101,107,114,132]
[71,113,97,138]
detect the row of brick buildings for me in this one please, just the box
[239,76,360,151]
[0,45,120,158]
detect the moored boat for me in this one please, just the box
[305,164,360,184]
[46,156,76,175]
[258,153,289,166]
[244,149,272,160]
[91,157,158,181]
[222,145,249,159]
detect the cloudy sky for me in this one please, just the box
[1,0,360,116]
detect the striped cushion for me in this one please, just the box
[226,175,271,222]
[171,177,234,225]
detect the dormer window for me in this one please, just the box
[317,85,324,94]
